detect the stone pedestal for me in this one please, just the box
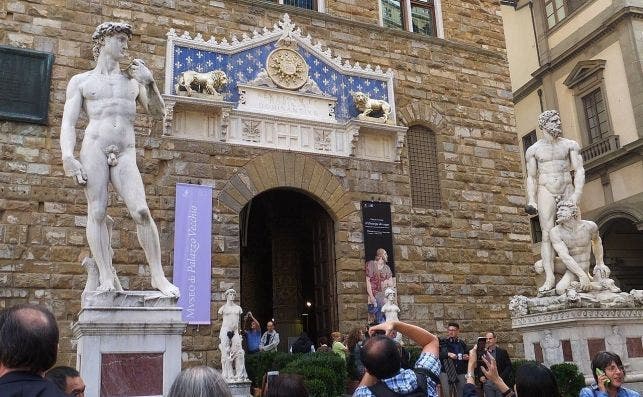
[512,308,643,383]
[72,291,186,397]
[228,380,252,396]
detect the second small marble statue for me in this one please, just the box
[218,289,249,382]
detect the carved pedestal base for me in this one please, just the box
[72,291,186,397]
[227,380,252,397]
[512,307,643,385]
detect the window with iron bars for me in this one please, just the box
[407,125,442,209]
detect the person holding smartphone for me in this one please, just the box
[474,348,561,397]
[353,320,441,397]
[580,351,640,397]
[478,332,512,397]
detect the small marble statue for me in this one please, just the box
[352,91,392,124]
[175,70,228,98]
[606,325,628,364]
[381,287,400,323]
[218,289,248,382]
[525,110,585,293]
[60,22,179,297]
[541,330,563,366]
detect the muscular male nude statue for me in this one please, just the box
[60,22,179,297]
[525,110,585,293]
[549,201,618,295]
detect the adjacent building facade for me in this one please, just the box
[501,0,643,291]
[0,0,533,366]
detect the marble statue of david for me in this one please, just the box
[60,22,179,297]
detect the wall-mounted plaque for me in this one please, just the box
[0,46,54,124]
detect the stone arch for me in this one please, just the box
[592,204,643,291]
[397,101,448,131]
[217,152,354,220]
[593,204,643,232]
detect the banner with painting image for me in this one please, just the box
[361,201,396,325]
[173,183,212,324]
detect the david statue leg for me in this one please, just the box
[112,154,180,297]
[82,153,120,292]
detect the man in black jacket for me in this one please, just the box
[439,322,469,397]
[0,304,66,397]
[479,332,512,397]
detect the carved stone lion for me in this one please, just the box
[351,91,392,124]
[175,70,228,98]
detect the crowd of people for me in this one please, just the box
[0,303,640,397]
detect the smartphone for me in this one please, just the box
[373,329,386,336]
[267,371,279,386]
[476,336,486,353]
[595,368,611,387]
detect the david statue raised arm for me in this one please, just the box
[60,22,179,297]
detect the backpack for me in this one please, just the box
[367,367,439,397]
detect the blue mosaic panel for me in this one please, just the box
[172,41,389,122]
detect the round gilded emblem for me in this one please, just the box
[266,48,309,90]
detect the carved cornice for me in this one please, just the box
[531,6,643,81]
[512,307,643,329]
[166,14,393,80]
[72,322,187,338]
[512,76,541,103]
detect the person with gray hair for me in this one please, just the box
[167,366,232,397]
[525,109,585,293]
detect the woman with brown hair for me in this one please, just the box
[346,327,367,380]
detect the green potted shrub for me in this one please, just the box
[550,362,585,397]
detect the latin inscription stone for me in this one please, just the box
[0,45,53,124]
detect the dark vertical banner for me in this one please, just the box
[361,201,396,325]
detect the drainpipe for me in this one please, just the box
[528,0,542,67]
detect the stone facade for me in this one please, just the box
[0,0,533,367]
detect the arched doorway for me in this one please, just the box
[239,188,337,351]
[601,218,643,291]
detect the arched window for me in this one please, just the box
[407,125,441,209]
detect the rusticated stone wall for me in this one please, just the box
[0,0,534,367]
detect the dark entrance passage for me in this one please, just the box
[240,189,337,351]
[601,218,643,291]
